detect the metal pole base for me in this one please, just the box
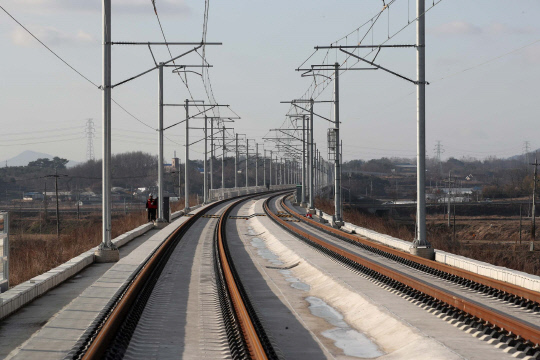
[307,208,316,215]
[300,202,308,208]
[94,244,119,263]
[154,218,168,229]
[409,246,435,260]
[184,207,191,215]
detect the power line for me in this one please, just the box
[0,137,85,147]
[1,125,83,136]
[1,5,156,131]
[111,99,155,130]
[436,38,540,82]
[0,131,84,142]
[0,5,100,89]
[150,1,201,112]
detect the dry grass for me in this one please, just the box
[8,197,201,287]
[170,196,198,213]
[9,211,148,286]
[315,198,540,277]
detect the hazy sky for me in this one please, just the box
[1,0,539,164]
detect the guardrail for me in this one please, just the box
[208,184,293,201]
[0,212,8,292]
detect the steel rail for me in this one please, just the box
[280,197,540,305]
[79,192,275,359]
[81,205,216,359]
[217,199,269,360]
[263,194,540,346]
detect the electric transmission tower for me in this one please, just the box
[523,141,531,165]
[434,140,444,175]
[85,118,95,161]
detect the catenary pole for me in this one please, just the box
[235,133,238,188]
[263,149,267,187]
[210,118,214,191]
[96,0,118,261]
[185,99,190,211]
[54,169,60,238]
[157,63,164,221]
[222,126,225,189]
[255,143,259,187]
[309,99,315,210]
[531,153,538,251]
[204,115,208,203]
[301,115,306,205]
[246,139,249,188]
[333,63,342,222]
[411,0,433,257]
[270,150,273,186]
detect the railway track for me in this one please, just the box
[71,192,282,360]
[263,193,540,359]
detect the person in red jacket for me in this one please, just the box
[146,194,158,222]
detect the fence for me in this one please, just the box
[0,212,9,292]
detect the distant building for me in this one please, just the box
[392,164,417,175]
[44,191,73,201]
[23,192,44,201]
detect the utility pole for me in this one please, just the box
[519,204,523,246]
[531,153,538,251]
[45,170,67,239]
[96,0,119,262]
[55,170,60,238]
[235,133,238,188]
[43,181,48,222]
[185,99,190,211]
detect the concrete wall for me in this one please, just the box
[208,184,293,201]
[0,205,201,320]
[317,208,540,293]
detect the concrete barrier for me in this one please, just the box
[0,205,200,320]
[317,208,540,292]
[208,185,293,201]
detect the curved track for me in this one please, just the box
[75,192,282,360]
[264,193,540,358]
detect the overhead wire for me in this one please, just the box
[1,5,156,132]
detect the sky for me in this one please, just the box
[1,0,539,164]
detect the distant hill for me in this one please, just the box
[1,150,80,168]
